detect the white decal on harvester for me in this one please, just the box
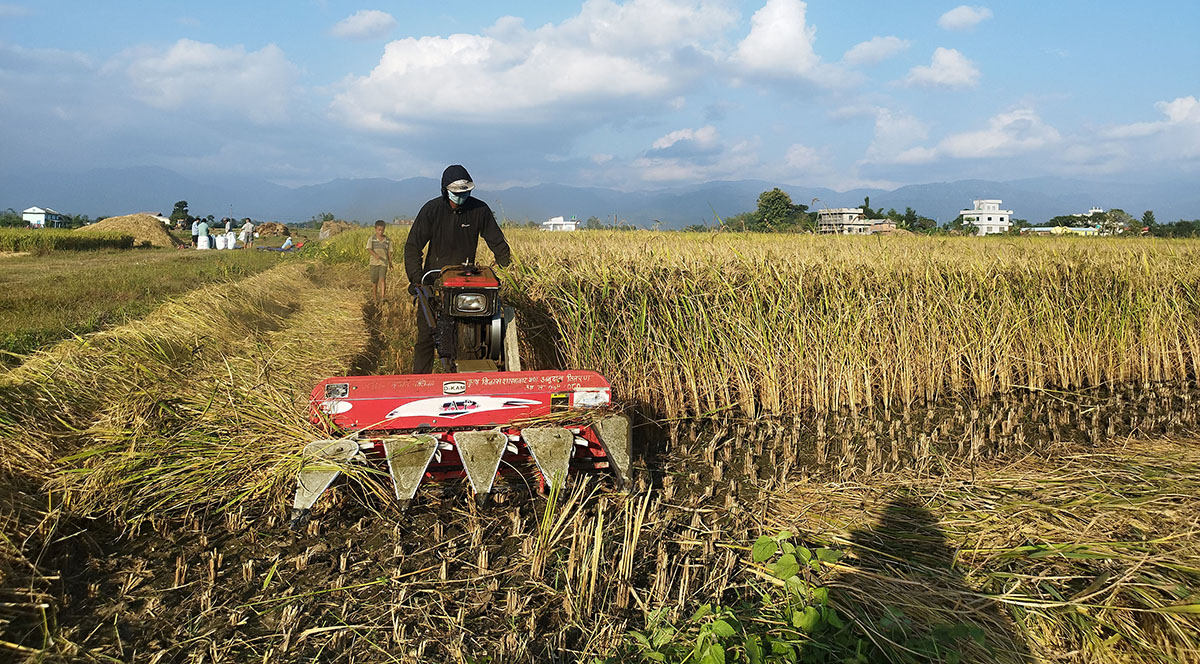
[572,388,611,408]
[385,396,541,420]
[443,381,467,395]
[319,400,353,414]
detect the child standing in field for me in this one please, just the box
[240,218,255,249]
[366,220,391,302]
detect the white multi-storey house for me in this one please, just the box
[541,215,578,231]
[817,208,870,234]
[959,200,1013,235]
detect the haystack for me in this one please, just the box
[319,220,357,240]
[77,213,180,248]
[256,222,289,236]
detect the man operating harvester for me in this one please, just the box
[405,164,512,374]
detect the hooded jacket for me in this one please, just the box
[404,165,512,285]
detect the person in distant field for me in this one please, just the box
[240,218,255,249]
[225,218,233,234]
[404,164,512,373]
[195,217,210,249]
[366,220,391,302]
[280,232,294,251]
[190,217,200,248]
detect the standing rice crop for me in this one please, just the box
[502,231,1200,420]
[0,228,134,252]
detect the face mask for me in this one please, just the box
[448,190,470,206]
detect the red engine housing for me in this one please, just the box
[309,371,618,490]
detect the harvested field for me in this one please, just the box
[0,249,281,362]
[77,213,182,248]
[1,231,1198,663]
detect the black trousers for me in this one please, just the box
[412,307,436,374]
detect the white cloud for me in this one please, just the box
[903,47,979,89]
[557,0,736,53]
[119,39,299,123]
[0,41,91,71]
[937,5,993,31]
[332,0,735,131]
[938,108,1060,157]
[631,123,761,183]
[863,107,1060,166]
[864,107,930,163]
[784,143,840,181]
[330,9,397,41]
[1099,96,1200,158]
[0,4,30,18]
[1099,122,1159,140]
[842,36,910,66]
[1159,96,1200,124]
[732,0,843,85]
[633,138,759,182]
[784,143,821,169]
[828,104,879,121]
[652,125,718,150]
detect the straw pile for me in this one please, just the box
[319,220,357,240]
[76,213,180,248]
[256,222,288,236]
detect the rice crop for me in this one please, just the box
[0,228,134,252]
[1,261,368,510]
[502,231,1200,420]
[761,436,1200,664]
[0,249,281,363]
[1,230,1197,662]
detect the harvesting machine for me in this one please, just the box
[290,262,632,527]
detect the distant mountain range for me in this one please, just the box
[3,166,1197,228]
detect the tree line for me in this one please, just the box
[680,188,1200,236]
[695,189,946,233]
[0,208,98,229]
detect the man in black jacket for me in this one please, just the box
[405,164,513,373]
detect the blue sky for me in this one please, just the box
[1,1,1197,191]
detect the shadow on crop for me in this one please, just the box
[348,300,386,376]
[842,496,1033,663]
